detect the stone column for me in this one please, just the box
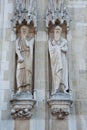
[15,120,29,130]
[29,0,48,130]
[0,0,15,129]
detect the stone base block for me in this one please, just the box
[10,92,36,120]
[47,93,73,120]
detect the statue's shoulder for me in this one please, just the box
[30,37,35,41]
[48,39,53,49]
[48,38,51,42]
[16,38,20,45]
[48,39,54,44]
[16,38,19,42]
[61,37,67,44]
[28,37,35,45]
[48,39,51,45]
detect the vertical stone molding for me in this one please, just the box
[10,0,37,120]
[46,0,73,120]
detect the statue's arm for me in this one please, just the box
[48,39,53,52]
[16,39,24,63]
[61,39,68,53]
[48,39,56,57]
[27,37,35,71]
[26,37,35,47]
[48,40,52,53]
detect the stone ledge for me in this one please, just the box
[10,92,36,120]
[47,93,73,120]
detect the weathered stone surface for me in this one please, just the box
[0,0,87,130]
[10,92,36,119]
[47,93,73,119]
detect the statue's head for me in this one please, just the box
[20,25,29,39]
[54,26,62,42]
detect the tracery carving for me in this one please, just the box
[11,0,37,31]
[46,0,71,29]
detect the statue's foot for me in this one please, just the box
[64,90,69,94]
[26,91,32,94]
[16,90,21,94]
[16,88,23,94]
[51,90,58,96]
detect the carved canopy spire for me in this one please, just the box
[11,0,37,31]
[46,0,71,30]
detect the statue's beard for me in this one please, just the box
[54,34,61,42]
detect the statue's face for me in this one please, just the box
[20,25,29,39]
[54,26,62,42]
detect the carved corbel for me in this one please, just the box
[47,93,73,120]
[10,92,36,119]
[46,0,71,32]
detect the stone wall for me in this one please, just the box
[0,0,87,130]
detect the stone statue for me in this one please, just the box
[48,26,68,94]
[16,25,34,93]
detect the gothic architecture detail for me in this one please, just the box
[10,0,37,119]
[47,93,73,120]
[46,0,71,30]
[10,92,36,119]
[11,0,37,31]
[46,0,73,120]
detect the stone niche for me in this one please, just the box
[10,0,37,120]
[46,0,73,120]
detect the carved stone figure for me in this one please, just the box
[16,25,34,93]
[49,26,68,94]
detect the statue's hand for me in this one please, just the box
[18,57,24,63]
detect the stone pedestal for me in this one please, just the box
[47,93,73,120]
[10,92,36,119]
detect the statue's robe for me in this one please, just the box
[16,38,34,89]
[49,38,68,93]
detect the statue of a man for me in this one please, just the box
[16,25,34,93]
[49,26,68,94]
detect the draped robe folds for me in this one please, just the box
[16,38,34,90]
[49,38,68,93]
